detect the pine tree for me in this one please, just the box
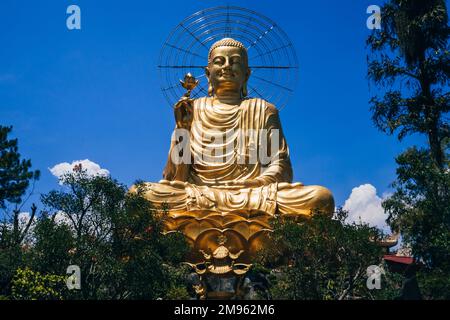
[0,126,40,209]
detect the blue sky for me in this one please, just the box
[0,0,428,224]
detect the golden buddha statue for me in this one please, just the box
[132,38,334,267]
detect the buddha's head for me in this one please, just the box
[206,38,251,98]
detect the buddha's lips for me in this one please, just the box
[220,71,234,78]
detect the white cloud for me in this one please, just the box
[343,184,390,232]
[18,211,31,227]
[1,212,34,232]
[49,159,110,183]
[54,210,72,226]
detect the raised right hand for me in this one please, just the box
[174,96,193,129]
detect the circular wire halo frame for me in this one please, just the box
[158,5,299,110]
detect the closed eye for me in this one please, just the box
[213,57,225,65]
[231,57,241,64]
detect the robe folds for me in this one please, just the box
[137,97,334,216]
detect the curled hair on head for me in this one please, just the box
[208,38,248,64]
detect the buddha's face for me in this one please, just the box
[206,46,250,96]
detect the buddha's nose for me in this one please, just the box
[222,66,232,74]
[223,59,232,69]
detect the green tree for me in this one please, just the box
[38,169,190,299]
[367,0,449,169]
[0,126,40,209]
[0,126,40,297]
[30,214,75,275]
[257,210,398,300]
[382,148,450,298]
[367,0,450,299]
[11,267,68,300]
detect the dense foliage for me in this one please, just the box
[367,0,449,299]
[256,210,401,300]
[0,136,190,299]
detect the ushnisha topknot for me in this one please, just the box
[208,38,247,63]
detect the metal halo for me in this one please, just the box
[158,5,299,110]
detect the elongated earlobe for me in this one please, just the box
[241,83,248,98]
[241,68,250,98]
[208,82,213,96]
[205,67,213,96]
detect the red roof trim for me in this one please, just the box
[383,255,414,265]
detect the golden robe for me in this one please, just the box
[138,97,334,217]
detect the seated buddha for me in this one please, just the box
[131,38,334,262]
